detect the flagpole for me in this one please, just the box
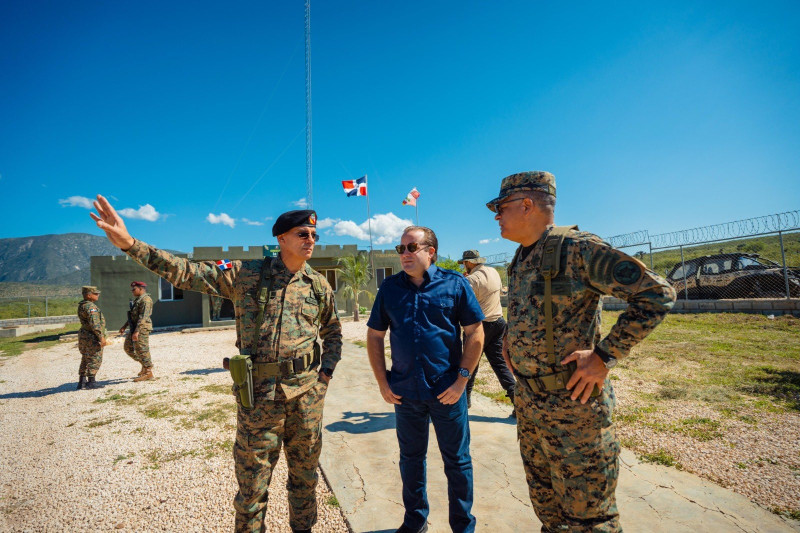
[365,174,375,275]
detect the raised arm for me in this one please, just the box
[90,194,238,298]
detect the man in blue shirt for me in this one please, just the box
[367,225,485,533]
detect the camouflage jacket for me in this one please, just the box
[507,226,676,377]
[125,239,342,400]
[78,300,106,340]
[125,293,153,332]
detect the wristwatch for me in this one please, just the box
[320,368,334,379]
[594,347,617,369]
[457,367,471,379]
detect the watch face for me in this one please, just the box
[605,358,617,369]
[458,368,470,378]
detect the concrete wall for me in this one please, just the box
[0,315,78,328]
[602,296,800,317]
[91,255,204,329]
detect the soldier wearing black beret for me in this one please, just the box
[91,197,341,533]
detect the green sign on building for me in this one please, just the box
[263,245,280,258]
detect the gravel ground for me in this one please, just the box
[0,328,349,533]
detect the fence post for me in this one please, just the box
[648,242,654,270]
[27,297,31,325]
[680,245,688,300]
[46,296,49,317]
[778,230,791,299]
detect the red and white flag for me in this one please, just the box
[402,187,420,206]
[342,176,367,197]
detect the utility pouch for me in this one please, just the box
[228,354,255,409]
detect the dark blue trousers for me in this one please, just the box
[395,393,476,533]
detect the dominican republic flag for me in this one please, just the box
[215,259,232,271]
[402,187,421,206]
[342,176,367,197]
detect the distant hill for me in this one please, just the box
[0,233,126,286]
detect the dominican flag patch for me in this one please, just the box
[342,176,367,197]
[216,259,232,271]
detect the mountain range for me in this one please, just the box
[0,233,127,286]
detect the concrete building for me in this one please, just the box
[91,244,400,330]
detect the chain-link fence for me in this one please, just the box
[608,211,800,300]
[0,296,82,322]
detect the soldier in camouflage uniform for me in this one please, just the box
[90,196,342,533]
[118,281,155,382]
[487,171,676,532]
[210,293,224,320]
[77,286,107,390]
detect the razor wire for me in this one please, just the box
[650,210,800,249]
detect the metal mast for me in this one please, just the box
[304,0,313,208]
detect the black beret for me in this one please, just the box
[272,210,317,236]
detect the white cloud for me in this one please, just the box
[207,212,236,228]
[292,198,309,208]
[316,217,340,229]
[331,212,412,245]
[264,216,274,221]
[118,204,162,222]
[59,196,94,209]
[242,218,264,226]
[479,237,500,245]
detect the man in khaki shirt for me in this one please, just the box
[458,250,516,416]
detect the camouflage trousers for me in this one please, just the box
[514,379,621,533]
[78,330,103,377]
[233,379,328,532]
[124,330,152,368]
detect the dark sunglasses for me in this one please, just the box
[489,197,526,215]
[295,231,320,242]
[395,243,429,254]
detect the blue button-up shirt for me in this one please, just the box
[367,265,485,400]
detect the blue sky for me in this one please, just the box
[1,1,799,261]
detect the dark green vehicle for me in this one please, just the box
[667,253,800,299]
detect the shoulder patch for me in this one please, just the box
[612,260,643,285]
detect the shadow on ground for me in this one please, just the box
[326,411,396,434]
[180,367,227,376]
[0,378,128,399]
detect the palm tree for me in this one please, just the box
[337,252,375,322]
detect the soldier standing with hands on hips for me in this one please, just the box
[119,281,155,382]
[487,171,676,532]
[90,195,342,533]
[77,285,107,390]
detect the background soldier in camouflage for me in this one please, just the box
[118,281,155,382]
[487,171,676,532]
[91,195,342,533]
[77,285,107,390]
[210,293,224,320]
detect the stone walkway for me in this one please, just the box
[320,342,800,533]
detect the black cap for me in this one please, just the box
[272,210,317,236]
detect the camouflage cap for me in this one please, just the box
[457,250,486,264]
[82,285,100,295]
[486,171,556,212]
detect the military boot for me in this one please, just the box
[133,368,154,382]
[136,365,146,377]
[76,376,86,390]
[86,376,102,389]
